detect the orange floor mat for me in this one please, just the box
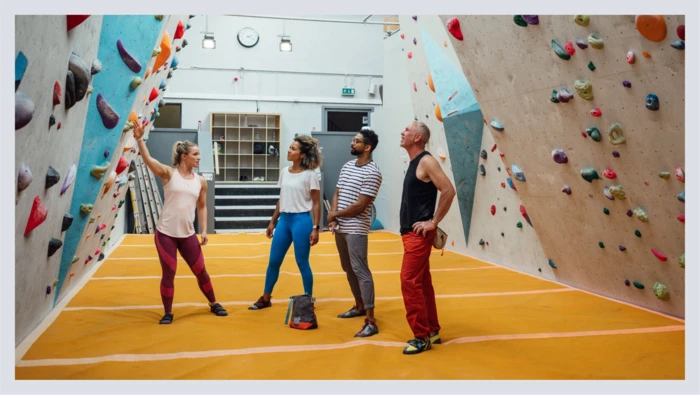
[16,231,684,380]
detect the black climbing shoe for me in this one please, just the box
[210,302,228,316]
[159,313,174,324]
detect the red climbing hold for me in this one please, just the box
[491,144,497,152]
[57,122,62,130]
[53,81,61,106]
[564,40,576,56]
[24,196,48,236]
[675,166,684,183]
[499,152,505,158]
[446,18,464,41]
[407,52,413,59]
[401,34,405,39]
[413,82,417,92]
[116,156,129,174]
[603,168,617,179]
[149,87,159,102]
[581,131,588,138]
[651,248,667,261]
[174,20,185,40]
[590,107,602,117]
[67,15,90,32]
[491,205,496,215]
[500,183,506,188]
[677,213,685,223]
[677,25,685,40]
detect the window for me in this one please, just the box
[322,107,373,132]
[153,103,182,129]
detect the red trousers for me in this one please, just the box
[401,230,440,339]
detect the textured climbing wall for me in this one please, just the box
[440,15,685,317]
[15,15,190,346]
[393,15,550,279]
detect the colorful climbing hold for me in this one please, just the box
[175,20,185,40]
[642,50,651,58]
[116,156,129,174]
[480,150,487,159]
[513,15,528,27]
[61,213,73,232]
[574,80,593,100]
[96,93,119,129]
[679,253,685,268]
[15,51,28,91]
[117,39,142,73]
[598,242,605,248]
[588,33,604,49]
[575,38,588,49]
[506,178,516,190]
[91,58,102,75]
[17,164,34,196]
[552,149,568,164]
[628,210,634,218]
[154,32,172,72]
[604,186,614,200]
[45,166,60,190]
[66,15,90,31]
[675,167,685,183]
[564,40,576,56]
[90,163,109,180]
[608,123,626,145]
[603,168,617,179]
[550,90,559,103]
[581,168,600,183]
[619,245,626,251]
[522,15,539,24]
[633,281,644,289]
[130,77,142,90]
[48,238,63,257]
[633,207,648,222]
[645,94,659,110]
[15,91,35,131]
[557,88,574,103]
[574,15,590,26]
[586,126,601,142]
[561,185,572,195]
[677,25,685,40]
[407,52,412,59]
[677,213,685,223]
[622,80,632,88]
[626,50,635,64]
[48,114,56,129]
[635,15,667,42]
[479,239,485,246]
[653,282,670,300]
[435,104,442,122]
[551,40,571,60]
[413,38,417,45]
[428,73,435,92]
[677,191,685,203]
[171,57,179,69]
[612,151,620,158]
[625,280,630,286]
[80,204,93,215]
[659,171,670,179]
[603,208,610,215]
[587,61,596,71]
[512,164,525,181]
[609,185,626,200]
[24,196,47,236]
[490,119,504,131]
[548,259,557,269]
[517,222,523,228]
[590,107,601,117]
[479,164,486,176]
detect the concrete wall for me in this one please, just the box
[163,15,386,167]
[15,14,189,346]
[440,15,685,317]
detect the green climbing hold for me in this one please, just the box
[538,268,542,273]
[130,77,142,90]
[551,40,571,60]
[679,253,684,268]
[635,230,642,237]
[603,208,610,215]
[71,256,79,264]
[574,15,590,26]
[517,222,523,228]
[186,23,191,30]
[90,163,109,180]
[513,15,528,27]
[588,33,604,49]
[574,80,594,100]
[609,185,626,200]
[550,90,560,103]
[653,282,670,300]
[88,216,95,223]
[102,242,106,247]
[608,123,626,145]
[588,61,596,71]
[155,15,164,21]
[633,281,644,289]
[581,168,600,183]
[80,203,93,214]
[586,126,601,142]
[599,241,605,248]
[123,121,134,133]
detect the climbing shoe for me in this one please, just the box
[403,337,431,355]
[159,313,174,325]
[209,302,228,316]
[354,319,379,338]
[248,296,272,310]
[337,306,366,318]
[430,331,441,344]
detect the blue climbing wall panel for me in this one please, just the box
[421,28,484,246]
[55,15,165,303]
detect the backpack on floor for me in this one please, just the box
[284,294,318,330]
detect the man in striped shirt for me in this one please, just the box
[327,128,383,337]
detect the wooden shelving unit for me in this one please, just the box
[210,112,281,183]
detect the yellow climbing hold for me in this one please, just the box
[608,123,626,145]
[588,33,604,49]
[609,185,626,200]
[443,40,447,47]
[574,15,590,26]
[90,163,109,180]
[428,73,435,93]
[435,104,443,122]
[437,148,446,160]
[574,80,594,100]
[633,207,649,222]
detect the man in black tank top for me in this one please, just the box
[398,122,456,355]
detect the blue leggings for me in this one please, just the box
[264,212,314,295]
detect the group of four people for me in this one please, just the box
[132,119,455,355]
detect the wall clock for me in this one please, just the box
[237,27,259,48]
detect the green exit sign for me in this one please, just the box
[342,87,355,96]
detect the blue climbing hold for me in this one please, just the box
[646,94,660,111]
[15,51,28,91]
[548,259,557,268]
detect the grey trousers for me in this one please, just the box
[334,232,375,309]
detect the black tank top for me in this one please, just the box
[400,151,438,234]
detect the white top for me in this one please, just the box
[157,169,202,238]
[336,160,382,234]
[278,166,320,213]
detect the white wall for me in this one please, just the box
[165,15,388,167]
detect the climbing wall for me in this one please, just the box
[440,15,685,317]
[15,14,192,346]
[395,16,550,277]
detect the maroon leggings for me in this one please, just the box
[155,229,216,313]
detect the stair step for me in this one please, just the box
[215,208,275,217]
[215,195,280,199]
[215,206,276,210]
[214,187,280,196]
[215,197,279,206]
[215,216,271,221]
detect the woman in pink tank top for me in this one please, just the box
[133,120,227,324]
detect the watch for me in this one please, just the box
[313,225,320,230]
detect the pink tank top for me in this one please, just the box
[157,169,202,237]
